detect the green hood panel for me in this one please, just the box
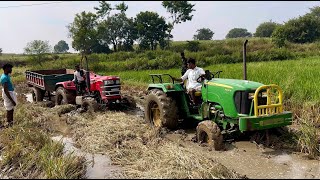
[207,78,264,91]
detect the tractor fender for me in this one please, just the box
[147,84,184,93]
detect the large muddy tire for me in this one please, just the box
[82,97,99,112]
[145,89,178,130]
[31,87,44,102]
[196,120,224,151]
[55,87,75,105]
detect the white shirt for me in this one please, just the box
[181,67,205,90]
[73,70,85,83]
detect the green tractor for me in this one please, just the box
[144,40,293,150]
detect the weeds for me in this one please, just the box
[0,126,86,179]
[0,103,86,179]
[295,103,320,159]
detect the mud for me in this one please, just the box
[17,86,320,179]
[163,131,320,179]
[51,135,123,179]
[131,92,320,179]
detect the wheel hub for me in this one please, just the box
[150,102,161,127]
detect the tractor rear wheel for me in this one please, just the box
[55,87,75,105]
[196,120,224,151]
[145,89,178,130]
[82,97,99,112]
[31,87,44,102]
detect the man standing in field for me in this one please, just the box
[174,58,205,105]
[73,65,86,95]
[1,63,17,128]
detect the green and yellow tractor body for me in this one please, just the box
[147,74,292,133]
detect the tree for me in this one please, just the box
[115,1,128,13]
[94,1,112,18]
[226,28,252,38]
[95,1,137,52]
[54,40,69,53]
[91,40,112,54]
[135,11,171,50]
[67,11,98,66]
[271,6,320,47]
[193,28,214,40]
[254,21,280,37]
[162,1,195,47]
[0,48,2,56]
[308,6,320,17]
[24,40,52,66]
[97,12,136,52]
[271,25,286,48]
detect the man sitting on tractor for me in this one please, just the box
[73,65,86,95]
[174,58,205,105]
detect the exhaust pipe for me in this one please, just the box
[85,55,90,93]
[243,39,248,80]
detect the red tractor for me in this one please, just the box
[55,71,126,110]
[26,58,131,110]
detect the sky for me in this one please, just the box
[0,1,319,54]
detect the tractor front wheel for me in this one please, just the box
[196,120,224,151]
[82,97,99,112]
[145,89,178,130]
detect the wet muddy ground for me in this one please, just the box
[17,87,320,179]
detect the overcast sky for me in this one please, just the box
[0,1,319,54]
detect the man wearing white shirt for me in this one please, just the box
[73,65,86,95]
[174,58,205,105]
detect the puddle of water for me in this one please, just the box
[274,152,292,164]
[272,152,320,179]
[25,93,33,103]
[51,135,122,179]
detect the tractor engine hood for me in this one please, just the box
[206,78,264,91]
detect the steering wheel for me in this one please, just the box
[213,71,223,78]
[196,75,205,83]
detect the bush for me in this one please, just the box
[186,41,200,52]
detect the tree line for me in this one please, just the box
[13,2,320,63]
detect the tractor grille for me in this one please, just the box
[234,91,267,115]
[101,80,121,97]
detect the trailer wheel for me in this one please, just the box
[31,87,44,102]
[145,89,179,130]
[196,120,224,151]
[55,87,75,105]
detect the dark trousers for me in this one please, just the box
[76,81,86,95]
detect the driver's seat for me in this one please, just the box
[195,91,202,97]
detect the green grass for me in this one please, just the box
[4,38,320,72]
[101,56,320,104]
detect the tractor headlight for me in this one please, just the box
[116,79,120,84]
[104,80,114,85]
